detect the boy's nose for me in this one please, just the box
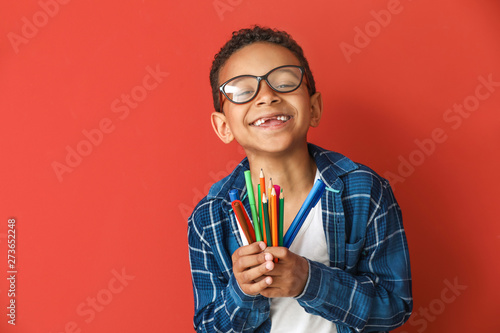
[254,80,281,106]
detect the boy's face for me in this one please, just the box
[211,42,322,156]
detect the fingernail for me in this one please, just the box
[266,277,272,285]
[259,242,266,250]
[266,262,273,270]
[265,253,273,261]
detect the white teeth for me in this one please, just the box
[252,115,290,126]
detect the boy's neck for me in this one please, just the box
[245,142,317,198]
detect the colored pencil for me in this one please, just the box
[273,185,280,221]
[259,169,266,200]
[273,184,281,244]
[271,187,278,247]
[259,169,265,242]
[244,170,262,242]
[268,178,273,229]
[273,185,281,200]
[258,184,267,244]
[262,193,272,247]
[279,189,284,246]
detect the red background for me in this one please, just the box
[1,0,499,332]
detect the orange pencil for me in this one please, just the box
[259,184,267,244]
[271,187,278,247]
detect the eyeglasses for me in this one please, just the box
[219,65,306,108]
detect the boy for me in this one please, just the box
[188,26,412,332]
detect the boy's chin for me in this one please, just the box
[243,139,306,156]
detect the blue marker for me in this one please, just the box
[283,179,326,248]
[229,189,240,202]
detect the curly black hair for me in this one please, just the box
[210,25,316,112]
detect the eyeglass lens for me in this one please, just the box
[223,66,303,104]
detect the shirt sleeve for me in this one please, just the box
[188,201,271,332]
[295,178,413,332]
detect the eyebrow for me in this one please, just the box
[274,67,301,79]
[226,75,255,85]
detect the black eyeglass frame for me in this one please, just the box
[218,65,307,111]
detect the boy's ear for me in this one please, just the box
[309,92,323,127]
[211,111,235,144]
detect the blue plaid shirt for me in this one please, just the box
[188,144,412,332]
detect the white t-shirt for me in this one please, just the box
[270,170,337,333]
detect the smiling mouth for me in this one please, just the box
[251,115,292,127]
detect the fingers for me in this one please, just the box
[239,258,274,282]
[232,245,274,274]
[232,242,266,265]
[259,247,310,298]
[239,267,274,295]
[262,246,289,260]
[234,252,274,283]
[232,245,309,297]
[235,257,275,295]
[232,242,276,295]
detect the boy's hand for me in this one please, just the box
[232,242,275,296]
[259,247,309,298]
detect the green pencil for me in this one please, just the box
[244,170,262,242]
[279,189,284,246]
[262,193,272,247]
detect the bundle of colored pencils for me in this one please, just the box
[231,169,284,247]
[258,169,284,247]
[232,169,325,249]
